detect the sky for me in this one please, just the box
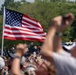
[0,0,35,7]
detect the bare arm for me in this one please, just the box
[41,25,56,63]
[41,15,63,63]
[53,13,74,53]
[12,43,28,75]
[41,13,74,64]
[54,35,63,53]
[12,53,23,75]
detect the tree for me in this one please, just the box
[35,0,43,2]
[3,0,14,8]
[21,0,26,4]
[0,1,76,47]
[0,0,14,15]
[49,0,67,2]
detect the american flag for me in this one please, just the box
[4,8,46,42]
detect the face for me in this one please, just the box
[70,46,76,58]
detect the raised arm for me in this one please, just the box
[53,33,63,53]
[12,43,28,75]
[41,13,74,64]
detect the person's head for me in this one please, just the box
[62,42,76,53]
[24,64,36,75]
[70,46,76,58]
[0,57,5,72]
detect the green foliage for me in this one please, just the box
[0,0,15,15]
[21,0,26,3]
[0,15,3,45]
[0,1,76,47]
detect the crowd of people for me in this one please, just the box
[0,13,76,75]
[0,42,56,75]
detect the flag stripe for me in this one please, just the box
[22,23,42,31]
[4,31,46,37]
[4,34,45,39]
[23,14,42,28]
[23,14,39,23]
[4,36,44,42]
[22,18,41,28]
[4,25,46,33]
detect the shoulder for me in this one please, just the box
[53,52,76,66]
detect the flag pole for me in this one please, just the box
[1,7,5,56]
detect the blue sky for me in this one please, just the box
[0,0,34,7]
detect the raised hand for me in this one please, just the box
[51,13,74,32]
[16,43,28,56]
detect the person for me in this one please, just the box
[0,56,5,75]
[11,13,75,75]
[41,13,76,75]
[11,43,28,75]
[11,43,49,75]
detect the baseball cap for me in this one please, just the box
[25,64,36,71]
[0,57,5,70]
[62,42,76,52]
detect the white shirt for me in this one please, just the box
[53,51,76,75]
